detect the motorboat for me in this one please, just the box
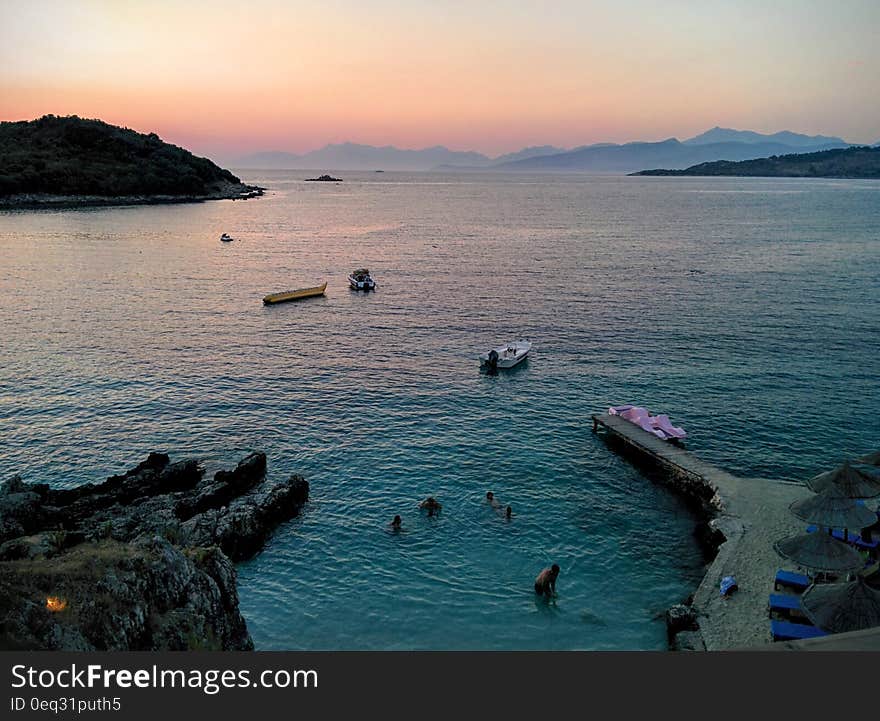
[220,233,234,242]
[480,340,531,370]
[608,405,687,441]
[348,268,376,290]
[263,282,327,305]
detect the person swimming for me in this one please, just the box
[505,505,512,519]
[534,564,560,596]
[390,515,402,530]
[486,491,501,509]
[419,497,442,515]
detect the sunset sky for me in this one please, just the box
[1,0,878,159]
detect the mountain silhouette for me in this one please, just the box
[233,128,855,173]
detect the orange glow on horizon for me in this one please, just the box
[1,1,878,158]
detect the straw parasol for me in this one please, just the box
[789,486,877,530]
[801,575,880,633]
[774,531,864,573]
[806,460,880,497]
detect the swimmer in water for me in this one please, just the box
[389,515,402,530]
[486,491,501,509]
[419,497,442,515]
[505,505,512,520]
[534,564,560,597]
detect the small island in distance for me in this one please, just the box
[0,115,263,208]
[631,145,880,178]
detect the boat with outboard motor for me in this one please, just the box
[479,340,531,370]
[348,268,376,290]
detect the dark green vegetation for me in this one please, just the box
[0,115,257,200]
[632,145,880,178]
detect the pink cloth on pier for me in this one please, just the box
[609,405,687,441]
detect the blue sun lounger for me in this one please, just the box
[771,619,828,642]
[774,570,810,592]
[805,525,879,549]
[768,593,802,618]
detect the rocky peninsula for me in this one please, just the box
[631,145,880,178]
[0,115,263,209]
[0,452,308,650]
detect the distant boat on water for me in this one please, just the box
[263,282,327,305]
[220,233,234,242]
[349,269,376,290]
[480,341,531,370]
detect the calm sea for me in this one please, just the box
[1,172,878,649]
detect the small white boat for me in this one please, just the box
[348,268,376,290]
[220,233,234,242]
[480,340,531,370]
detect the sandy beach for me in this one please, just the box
[688,472,808,649]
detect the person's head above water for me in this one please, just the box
[550,564,560,577]
[486,491,494,501]
[392,515,401,526]
[505,505,512,518]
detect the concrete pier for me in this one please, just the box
[592,413,808,650]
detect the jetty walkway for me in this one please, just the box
[592,413,808,650]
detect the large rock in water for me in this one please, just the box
[175,452,267,521]
[182,474,309,561]
[0,452,308,650]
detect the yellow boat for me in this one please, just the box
[262,281,327,305]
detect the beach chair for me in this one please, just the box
[805,525,879,550]
[768,593,803,619]
[770,619,828,642]
[774,569,810,592]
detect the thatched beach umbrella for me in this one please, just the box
[789,487,877,530]
[801,575,880,633]
[806,460,880,498]
[774,532,863,573]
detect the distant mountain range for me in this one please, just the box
[233,128,860,173]
[681,126,846,147]
[493,139,851,173]
[236,142,487,172]
[490,128,852,173]
[234,142,566,171]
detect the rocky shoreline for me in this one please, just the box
[0,181,264,210]
[0,452,307,650]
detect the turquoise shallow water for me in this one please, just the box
[1,173,878,649]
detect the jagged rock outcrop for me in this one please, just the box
[0,452,308,650]
[666,603,698,636]
[181,473,309,561]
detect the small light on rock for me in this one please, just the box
[46,596,68,612]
